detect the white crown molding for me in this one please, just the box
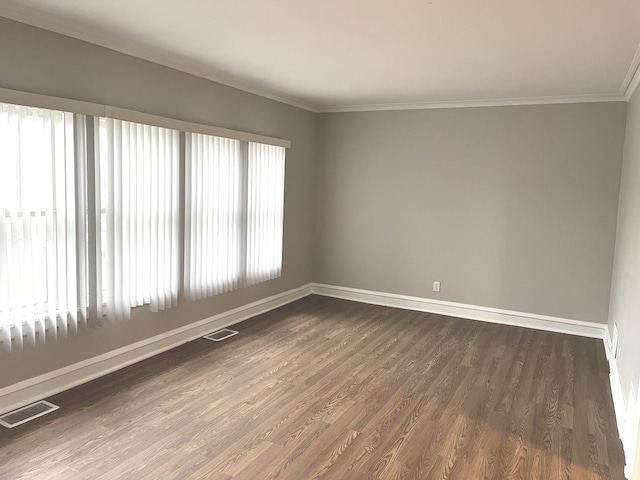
[0,5,632,114]
[311,283,606,338]
[626,75,640,101]
[621,41,640,100]
[0,283,313,416]
[318,94,627,113]
[624,63,640,101]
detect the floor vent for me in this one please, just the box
[203,328,239,342]
[0,401,59,428]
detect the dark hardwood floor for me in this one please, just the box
[0,295,625,479]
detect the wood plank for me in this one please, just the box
[0,296,624,479]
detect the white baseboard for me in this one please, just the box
[604,324,631,474]
[604,326,613,360]
[623,384,639,480]
[609,357,627,437]
[609,352,640,480]
[0,283,313,416]
[605,325,635,477]
[311,283,607,339]
[604,327,628,440]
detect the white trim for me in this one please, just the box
[624,385,639,480]
[0,88,291,148]
[631,383,640,480]
[606,332,640,479]
[608,362,640,480]
[318,94,627,113]
[0,283,312,416]
[625,63,640,101]
[604,325,613,361]
[622,41,640,100]
[601,329,629,447]
[605,325,627,443]
[310,283,606,339]
[609,357,627,437]
[592,325,640,477]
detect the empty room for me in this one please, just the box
[1,1,640,479]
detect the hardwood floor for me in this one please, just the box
[0,295,625,479]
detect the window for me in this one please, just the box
[183,135,286,298]
[246,142,286,285]
[0,98,287,351]
[99,118,181,320]
[184,133,243,300]
[0,103,85,349]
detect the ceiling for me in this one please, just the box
[1,0,640,112]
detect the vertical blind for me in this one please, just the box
[0,103,86,351]
[184,133,243,300]
[246,142,286,285]
[99,119,181,321]
[0,100,286,350]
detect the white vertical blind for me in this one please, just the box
[99,119,181,320]
[184,133,242,300]
[0,103,87,351]
[246,142,285,285]
[0,97,288,350]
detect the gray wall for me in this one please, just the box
[0,17,631,393]
[315,104,626,323]
[608,87,640,417]
[0,18,317,388]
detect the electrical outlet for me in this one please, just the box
[433,281,440,292]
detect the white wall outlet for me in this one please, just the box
[433,281,440,292]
